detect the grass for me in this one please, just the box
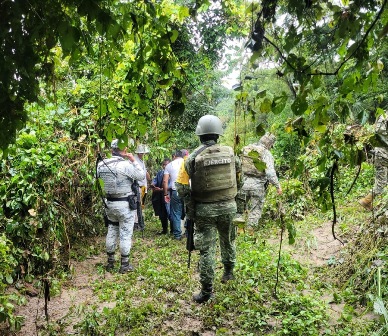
[15,191,385,336]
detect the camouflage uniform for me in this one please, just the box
[181,140,242,288]
[373,113,388,195]
[237,137,280,228]
[97,143,145,272]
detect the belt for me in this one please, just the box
[107,196,128,202]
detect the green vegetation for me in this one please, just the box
[1,0,387,334]
[14,205,381,335]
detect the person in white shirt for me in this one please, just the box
[163,150,185,240]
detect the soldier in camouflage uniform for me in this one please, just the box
[236,133,282,228]
[359,111,388,210]
[97,139,145,273]
[176,115,242,303]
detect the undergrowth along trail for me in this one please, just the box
[9,206,379,336]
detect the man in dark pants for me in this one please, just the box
[151,158,171,234]
[176,115,242,303]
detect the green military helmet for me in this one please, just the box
[195,115,224,136]
[135,144,150,154]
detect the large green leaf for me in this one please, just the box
[58,23,80,56]
[248,151,266,172]
[158,131,171,144]
[255,123,265,137]
[291,95,308,116]
[169,30,179,43]
[272,94,288,115]
[260,98,272,113]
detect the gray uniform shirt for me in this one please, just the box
[375,113,388,160]
[242,143,280,190]
[97,155,145,197]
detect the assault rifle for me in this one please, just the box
[186,218,195,269]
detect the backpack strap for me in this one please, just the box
[191,143,214,174]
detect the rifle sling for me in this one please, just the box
[190,143,214,174]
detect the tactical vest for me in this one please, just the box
[241,144,266,177]
[97,157,131,195]
[191,144,237,202]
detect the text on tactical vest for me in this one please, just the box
[203,157,231,166]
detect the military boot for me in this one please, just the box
[119,262,134,273]
[358,193,373,211]
[193,283,214,304]
[221,264,235,283]
[105,252,115,272]
[119,255,134,273]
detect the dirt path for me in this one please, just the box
[275,221,346,322]
[2,219,374,335]
[281,220,344,267]
[8,253,108,336]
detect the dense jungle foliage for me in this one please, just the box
[0,0,387,334]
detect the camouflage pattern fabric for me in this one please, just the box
[253,145,280,189]
[238,143,280,228]
[105,201,136,256]
[180,139,241,286]
[183,140,241,217]
[375,113,388,153]
[194,213,236,285]
[237,176,266,227]
[195,200,237,217]
[97,154,145,257]
[373,113,388,195]
[373,148,388,195]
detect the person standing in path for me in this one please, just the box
[236,133,282,229]
[359,111,388,210]
[178,149,190,236]
[177,115,242,303]
[163,150,185,240]
[151,158,171,235]
[134,144,151,230]
[97,139,145,273]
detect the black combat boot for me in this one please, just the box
[221,263,235,283]
[119,255,134,273]
[193,283,214,303]
[105,252,115,272]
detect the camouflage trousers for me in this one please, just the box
[194,213,236,285]
[236,176,266,228]
[105,200,136,257]
[373,150,388,195]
